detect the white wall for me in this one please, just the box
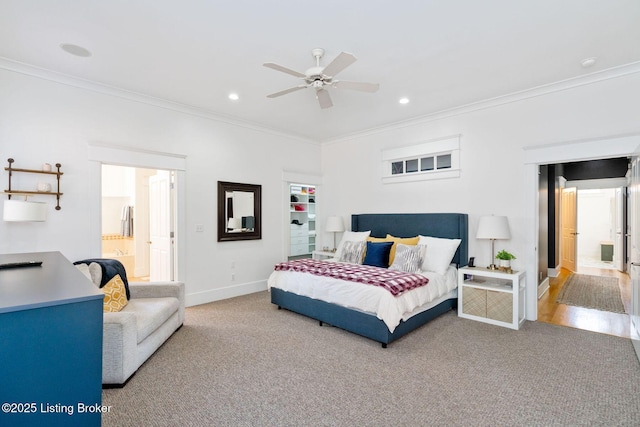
[577,189,615,260]
[0,69,321,305]
[320,71,640,320]
[3,64,640,315]
[101,164,135,234]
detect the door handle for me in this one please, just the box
[631,262,640,267]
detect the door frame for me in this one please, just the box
[88,144,186,283]
[282,171,323,261]
[524,134,640,321]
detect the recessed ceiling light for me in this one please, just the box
[399,97,410,105]
[60,43,92,57]
[580,57,597,68]
[228,93,239,101]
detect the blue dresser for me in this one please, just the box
[0,252,104,427]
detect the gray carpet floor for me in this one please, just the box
[103,291,640,426]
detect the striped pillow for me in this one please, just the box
[338,240,366,264]
[389,244,425,273]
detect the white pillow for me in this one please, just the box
[76,263,91,280]
[334,230,371,260]
[338,240,366,264]
[75,262,102,287]
[418,235,462,275]
[88,262,102,286]
[389,244,425,273]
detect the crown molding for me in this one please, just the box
[322,61,640,146]
[0,57,316,145]
[2,56,639,147]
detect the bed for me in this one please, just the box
[269,213,469,347]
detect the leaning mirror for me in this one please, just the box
[217,181,262,241]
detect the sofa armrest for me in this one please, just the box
[128,281,185,324]
[102,311,138,385]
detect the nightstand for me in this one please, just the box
[312,250,336,260]
[458,266,526,330]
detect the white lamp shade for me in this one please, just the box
[325,216,345,233]
[3,200,47,222]
[227,217,242,229]
[476,215,511,240]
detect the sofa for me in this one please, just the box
[75,260,185,387]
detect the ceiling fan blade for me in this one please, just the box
[333,81,380,93]
[315,88,333,109]
[267,85,307,98]
[263,62,306,78]
[321,52,357,77]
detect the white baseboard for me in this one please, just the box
[548,266,560,278]
[537,277,550,299]
[185,280,267,307]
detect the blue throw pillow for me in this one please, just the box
[363,241,394,268]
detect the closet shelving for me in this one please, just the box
[289,184,316,256]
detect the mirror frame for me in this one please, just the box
[217,181,262,242]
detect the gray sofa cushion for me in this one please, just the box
[121,297,179,344]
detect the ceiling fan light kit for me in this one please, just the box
[263,48,379,109]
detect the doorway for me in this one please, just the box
[539,162,631,337]
[288,183,317,260]
[101,165,175,282]
[576,188,623,271]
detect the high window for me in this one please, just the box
[382,135,460,183]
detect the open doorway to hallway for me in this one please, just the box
[538,158,632,338]
[101,165,175,282]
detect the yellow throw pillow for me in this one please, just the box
[366,236,388,243]
[385,235,420,265]
[103,274,128,312]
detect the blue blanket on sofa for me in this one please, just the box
[74,258,131,300]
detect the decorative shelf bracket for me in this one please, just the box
[4,158,64,210]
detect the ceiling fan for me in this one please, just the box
[263,48,379,109]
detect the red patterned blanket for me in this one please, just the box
[273,259,429,296]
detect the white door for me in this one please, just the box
[149,171,172,281]
[561,187,578,272]
[629,157,640,337]
[614,187,625,272]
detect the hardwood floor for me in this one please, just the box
[537,265,636,339]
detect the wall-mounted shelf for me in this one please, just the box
[4,158,63,210]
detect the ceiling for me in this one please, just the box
[1,0,639,142]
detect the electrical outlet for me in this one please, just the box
[195,224,204,232]
[231,273,235,281]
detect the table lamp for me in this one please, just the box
[476,215,511,269]
[3,199,47,222]
[325,216,345,252]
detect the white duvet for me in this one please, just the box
[267,261,458,333]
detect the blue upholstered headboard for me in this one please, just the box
[351,213,469,267]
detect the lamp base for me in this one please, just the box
[487,264,499,270]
